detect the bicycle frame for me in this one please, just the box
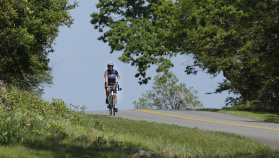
[106,84,121,116]
[108,89,115,116]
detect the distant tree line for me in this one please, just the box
[92,0,279,112]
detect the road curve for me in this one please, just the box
[85,109,279,150]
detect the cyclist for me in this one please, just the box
[104,61,120,112]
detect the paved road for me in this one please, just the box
[85,109,279,150]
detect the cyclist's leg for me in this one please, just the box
[113,88,118,112]
[108,92,113,115]
[106,89,110,98]
[106,88,110,105]
[113,93,117,107]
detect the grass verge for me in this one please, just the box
[197,107,279,123]
[1,114,279,157]
[83,114,279,158]
[219,110,279,123]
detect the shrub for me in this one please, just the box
[0,88,84,145]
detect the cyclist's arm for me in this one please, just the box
[104,70,108,84]
[116,75,120,83]
[104,75,108,84]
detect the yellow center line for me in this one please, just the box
[136,109,279,131]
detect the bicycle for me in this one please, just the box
[106,84,122,116]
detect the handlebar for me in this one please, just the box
[105,83,122,91]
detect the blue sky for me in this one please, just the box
[43,0,234,111]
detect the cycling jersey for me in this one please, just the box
[104,69,119,85]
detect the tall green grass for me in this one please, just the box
[0,88,86,145]
[0,88,138,157]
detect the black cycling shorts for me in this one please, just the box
[105,86,117,94]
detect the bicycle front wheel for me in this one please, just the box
[108,95,113,116]
[112,95,115,116]
[109,106,112,115]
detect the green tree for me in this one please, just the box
[92,0,279,110]
[91,0,177,84]
[171,0,279,108]
[0,0,77,94]
[134,72,203,110]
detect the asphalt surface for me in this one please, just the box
[85,109,279,150]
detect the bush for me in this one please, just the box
[0,88,84,145]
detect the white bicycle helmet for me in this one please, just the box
[107,61,114,68]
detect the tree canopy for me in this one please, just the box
[91,0,176,84]
[173,0,279,107]
[91,0,279,108]
[134,72,203,110]
[0,0,77,93]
